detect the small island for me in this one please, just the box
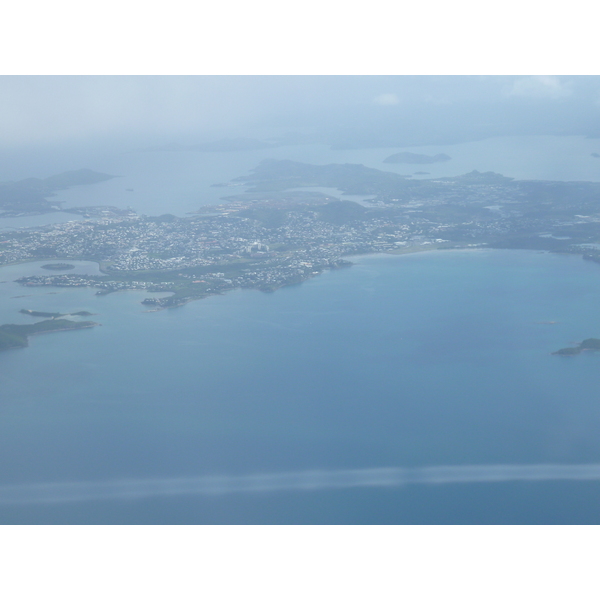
[552,338,600,355]
[0,318,99,351]
[41,263,75,271]
[383,152,451,165]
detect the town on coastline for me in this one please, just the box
[3,159,600,315]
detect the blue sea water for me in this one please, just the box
[2,249,600,523]
[2,134,600,522]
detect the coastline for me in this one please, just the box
[0,245,562,314]
[27,323,99,336]
[0,320,100,352]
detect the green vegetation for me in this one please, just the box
[552,338,600,355]
[0,318,99,352]
[314,200,367,225]
[553,346,582,355]
[231,160,526,205]
[581,338,600,350]
[233,159,408,195]
[2,318,98,336]
[236,206,289,228]
[0,329,28,350]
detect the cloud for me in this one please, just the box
[506,76,572,99]
[373,93,400,105]
[2,463,600,504]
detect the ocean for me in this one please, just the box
[2,134,600,523]
[2,249,600,523]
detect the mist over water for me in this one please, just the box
[2,134,595,223]
[2,75,600,220]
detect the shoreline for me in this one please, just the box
[1,246,593,316]
[28,323,99,336]
[0,321,100,353]
[2,248,598,356]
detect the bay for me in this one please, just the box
[2,249,600,523]
[3,132,600,523]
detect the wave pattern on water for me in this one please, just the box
[3,464,600,504]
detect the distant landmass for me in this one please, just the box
[0,169,116,217]
[233,159,408,195]
[383,152,451,165]
[552,338,600,355]
[453,170,514,184]
[42,169,115,188]
[231,159,516,197]
[0,318,99,351]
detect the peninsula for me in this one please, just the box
[0,318,99,351]
[0,169,116,217]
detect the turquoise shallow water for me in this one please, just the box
[2,249,600,523]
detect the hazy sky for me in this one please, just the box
[1,76,600,151]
